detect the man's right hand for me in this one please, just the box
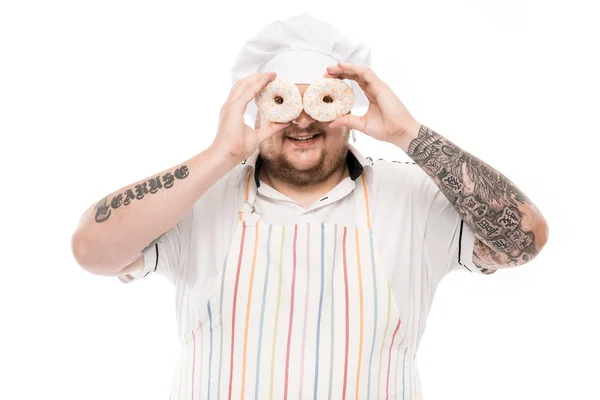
[211,72,291,164]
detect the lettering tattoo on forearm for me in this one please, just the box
[407,125,542,267]
[94,165,190,223]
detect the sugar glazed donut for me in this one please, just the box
[255,79,303,122]
[303,78,354,122]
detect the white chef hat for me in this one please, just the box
[230,13,372,127]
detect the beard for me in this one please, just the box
[259,140,349,188]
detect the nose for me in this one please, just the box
[291,108,316,129]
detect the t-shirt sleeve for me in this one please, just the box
[419,170,497,284]
[116,165,244,285]
[117,206,194,285]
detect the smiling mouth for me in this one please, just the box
[287,133,322,141]
[289,135,318,142]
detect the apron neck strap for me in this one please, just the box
[353,172,372,229]
[238,171,257,222]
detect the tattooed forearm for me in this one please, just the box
[472,238,501,274]
[405,125,548,267]
[93,165,190,223]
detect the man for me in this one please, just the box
[71,13,548,399]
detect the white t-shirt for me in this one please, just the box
[119,142,494,350]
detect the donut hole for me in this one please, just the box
[323,95,334,104]
[273,96,284,105]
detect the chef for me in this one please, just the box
[71,13,549,399]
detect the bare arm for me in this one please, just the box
[71,72,291,276]
[71,146,239,275]
[320,63,548,270]
[394,124,549,269]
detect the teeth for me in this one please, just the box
[290,134,316,140]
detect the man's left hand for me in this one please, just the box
[325,62,421,144]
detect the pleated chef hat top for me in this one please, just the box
[230,13,372,127]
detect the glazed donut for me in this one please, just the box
[303,78,354,122]
[255,79,303,123]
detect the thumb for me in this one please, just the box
[255,121,291,143]
[329,114,363,131]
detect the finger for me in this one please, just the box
[325,68,369,87]
[324,71,360,81]
[324,70,371,95]
[242,72,275,98]
[255,121,291,143]
[326,65,385,104]
[327,63,385,94]
[227,73,266,109]
[235,72,275,104]
[324,72,369,92]
[231,72,276,113]
[231,72,275,100]
[328,114,365,132]
[230,72,263,95]
[326,64,363,78]
[323,72,378,104]
[335,62,382,87]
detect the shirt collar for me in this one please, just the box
[240,142,372,188]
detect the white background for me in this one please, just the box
[1,0,597,399]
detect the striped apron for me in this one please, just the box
[170,169,421,399]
